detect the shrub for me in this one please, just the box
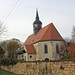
[0,58,18,66]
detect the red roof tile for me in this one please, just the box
[25,44,36,54]
[25,34,35,45]
[25,23,64,45]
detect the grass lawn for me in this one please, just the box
[0,68,20,75]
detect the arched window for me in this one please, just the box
[56,44,59,53]
[45,58,49,61]
[44,45,48,54]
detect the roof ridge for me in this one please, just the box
[51,24,64,40]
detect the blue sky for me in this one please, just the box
[0,0,75,42]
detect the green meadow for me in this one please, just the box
[0,69,20,75]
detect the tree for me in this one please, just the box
[66,26,75,62]
[59,43,67,59]
[0,38,22,58]
[71,26,75,42]
[68,43,75,62]
[0,46,5,58]
[7,38,22,58]
[72,26,75,38]
[1,40,9,57]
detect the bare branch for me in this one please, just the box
[72,26,75,38]
[0,21,7,38]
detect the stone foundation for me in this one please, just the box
[1,60,75,75]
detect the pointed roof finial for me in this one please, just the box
[36,8,39,20]
[33,8,42,25]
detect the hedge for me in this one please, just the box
[0,58,18,66]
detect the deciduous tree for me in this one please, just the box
[72,26,75,38]
[7,38,22,58]
[68,43,75,62]
[0,38,22,58]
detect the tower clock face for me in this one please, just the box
[35,24,38,27]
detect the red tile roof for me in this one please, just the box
[24,23,64,54]
[25,23,64,45]
[25,44,36,54]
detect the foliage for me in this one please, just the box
[0,58,18,65]
[7,39,21,58]
[1,40,8,51]
[63,51,70,59]
[59,42,67,59]
[7,40,19,58]
[0,46,5,58]
[69,49,75,62]
[1,38,22,58]
[68,43,75,62]
[61,42,70,59]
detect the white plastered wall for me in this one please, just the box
[34,41,64,61]
[24,46,36,61]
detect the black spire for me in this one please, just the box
[33,9,42,24]
[36,9,39,21]
[33,9,42,35]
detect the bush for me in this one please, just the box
[63,51,70,59]
[0,58,18,66]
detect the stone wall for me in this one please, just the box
[1,60,75,75]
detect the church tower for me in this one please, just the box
[33,9,42,35]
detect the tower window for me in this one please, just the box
[44,45,48,54]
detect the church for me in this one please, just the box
[17,10,65,61]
